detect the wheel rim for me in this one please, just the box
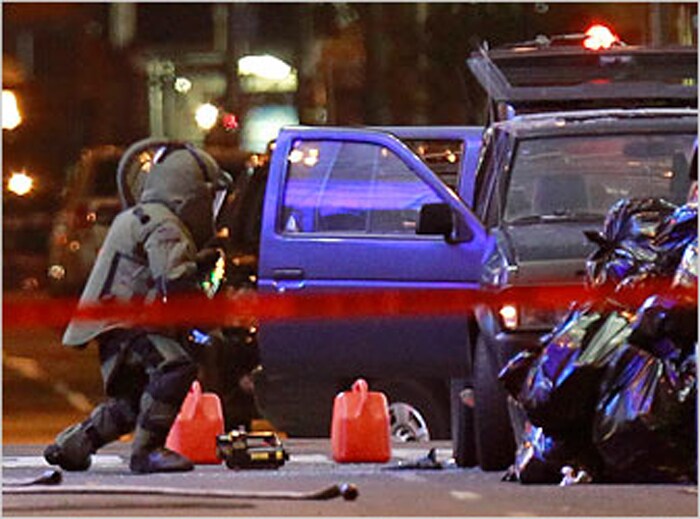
[388,402,431,442]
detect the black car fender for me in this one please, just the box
[474,304,500,345]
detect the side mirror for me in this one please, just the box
[417,203,454,239]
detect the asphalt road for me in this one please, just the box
[3,441,698,517]
[3,292,699,517]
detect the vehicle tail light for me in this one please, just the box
[499,304,518,330]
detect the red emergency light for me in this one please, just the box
[583,24,619,50]
[222,112,239,131]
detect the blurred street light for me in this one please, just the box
[237,54,298,94]
[7,171,34,196]
[238,54,291,80]
[2,90,22,130]
[174,76,193,94]
[195,102,219,130]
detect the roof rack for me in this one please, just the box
[467,43,697,108]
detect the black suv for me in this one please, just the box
[450,37,698,470]
[458,107,696,469]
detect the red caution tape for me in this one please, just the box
[3,281,695,331]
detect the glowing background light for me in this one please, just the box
[7,171,33,196]
[174,77,192,93]
[195,103,219,130]
[583,24,619,50]
[238,55,292,81]
[2,90,22,130]
[222,112,239,130]
[288,149,304,163]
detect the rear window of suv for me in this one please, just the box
[504,133,696,223]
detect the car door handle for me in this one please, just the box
[272,268,305,292]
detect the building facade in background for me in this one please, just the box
[3,2,697,191]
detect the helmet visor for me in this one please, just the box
[212,186,229,220]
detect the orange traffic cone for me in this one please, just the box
[331,378,391,463]
[166,380,224,464]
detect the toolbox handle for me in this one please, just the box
[351,378,369,419]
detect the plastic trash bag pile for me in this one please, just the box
[501,197,698,484]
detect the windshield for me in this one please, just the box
[504,133,696,224]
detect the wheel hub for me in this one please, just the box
[388,402,430,442]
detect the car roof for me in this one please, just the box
[490,107,698,138]
[369,126,483,140]
[282,125,482,141]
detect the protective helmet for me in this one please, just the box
[117,138,233,247]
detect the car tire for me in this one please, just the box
[450,377,478,467]
[372,379,450,441]
[473,333,515,471]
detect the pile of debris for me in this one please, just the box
[501,197,697,484]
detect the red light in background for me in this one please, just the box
[222,112,239,131]
[583,24,619,50]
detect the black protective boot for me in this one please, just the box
[43,422,96,471]
[129,447,194,474]
[44,398,136,472]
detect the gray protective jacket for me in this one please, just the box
[62,145,223,347]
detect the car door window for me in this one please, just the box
[281,139,442,235]
[402,139,463,190]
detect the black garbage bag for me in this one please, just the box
[499,348,540,401]
[628,294,698,360]
[514,304,632,434]
[593,343,697,483]
[651,203,698,277]
[624,235,698,360]
[585,198,678,287]
[672,237,698,289]
[509,404,604,484]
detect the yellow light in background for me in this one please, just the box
[195,103,219,130]
[303,155,319,167]
[174,76,192,94]
[288,149,304,163]
[303,147,319,167]
[7,171,34,196]
[3,90,22,130]
[216,226,230,239]
[47,264,66,281]
[138,151,154,172]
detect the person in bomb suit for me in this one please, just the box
[44,139,232,474]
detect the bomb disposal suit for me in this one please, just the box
[44,139,231,474]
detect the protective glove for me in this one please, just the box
[196,247,223,274]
